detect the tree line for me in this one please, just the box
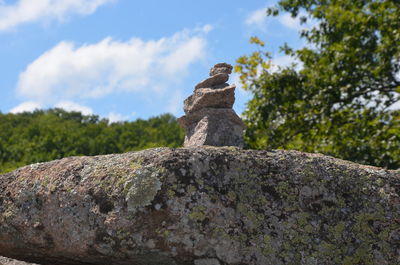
[0,109,184,174]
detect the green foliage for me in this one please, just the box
[236,0,400,169]
[0,109,184,174]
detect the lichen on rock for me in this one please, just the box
[123,166,162,212]
[0,147,399,265]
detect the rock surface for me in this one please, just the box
[178,63,245,147]
[194,73,229,90]
[183,85,235,114]
[0,147,399,265]
[178,109,245,148]
[209,63,232,76]
[0,256,38,265]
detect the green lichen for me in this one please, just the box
[226,190,237,201]
[3,207,15,220]
[262,235,275,256]
[343,243,374,265]
[81,157,163,212]
[329,222,346,242]
[212,227,230,240]
[41,176,50,188]
[237,202,264,230]
[276,181,297,202]
[186,184,197,194]
[162,229,171,238]
[166,189,176,198]
[189,205,207,221]
[124,166,162,212]
[130,159,144,170]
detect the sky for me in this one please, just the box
[0,0,308,122]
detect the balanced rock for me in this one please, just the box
[178,108,245,147]
[194,73,229,90]
[183,84,235,114]
[178,63,245,147]
[195,63,234,90]
[209,62,233,76]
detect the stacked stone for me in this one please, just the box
[178,63,245,147]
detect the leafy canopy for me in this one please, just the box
[236,0,400,169]
[0,109,184,174]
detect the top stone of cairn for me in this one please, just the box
[195,63,233,90]
[209,62,233,76]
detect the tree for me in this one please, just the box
[236,0,400,169]
[0,110,184,174]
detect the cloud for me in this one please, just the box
[107,111,132,123]
[270,55,303,72]
[245,6,316,32]
[278,13,303,31]
[54,101,93,115]
[10,101,42,113]
[17,27,209,104]
[0,0,113,31]
[201,24,213,34]
[245,8,267,28]
[230,73,247,96]
[166,90,183,115]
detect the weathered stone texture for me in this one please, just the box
[209,63,232,76]
[0,147,399,265]
[0,256,38,265]
[179,109,245,147]
[195,73,229,90]
[179,63,245,147]
[183,85,235,114]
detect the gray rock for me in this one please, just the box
[178,108,245,128]
[0,257,38,265]
[0,147,399,265]
[194,258,220,265]
[209,62,233,76]
[195,73,229,90]
[180,63,244,147]
[183,85,235,114]
[178,108,245,147]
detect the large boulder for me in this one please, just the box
[0,147,399,265]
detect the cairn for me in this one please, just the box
[177,63,245,147]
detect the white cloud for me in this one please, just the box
[245,8,267,28]
[107,111,131,123]
[10,101,42,113]
[17,28,208,104]
[201,24,213,34]
[0,0,113,31]
[278,13,303,31]
[54,100,93,115]
[166,90,183,115]
[230,72,248,97]
[270,55,303,72]
[229,73,252,116]
[245,6,316,32]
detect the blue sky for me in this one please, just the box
[0,0,307,122]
